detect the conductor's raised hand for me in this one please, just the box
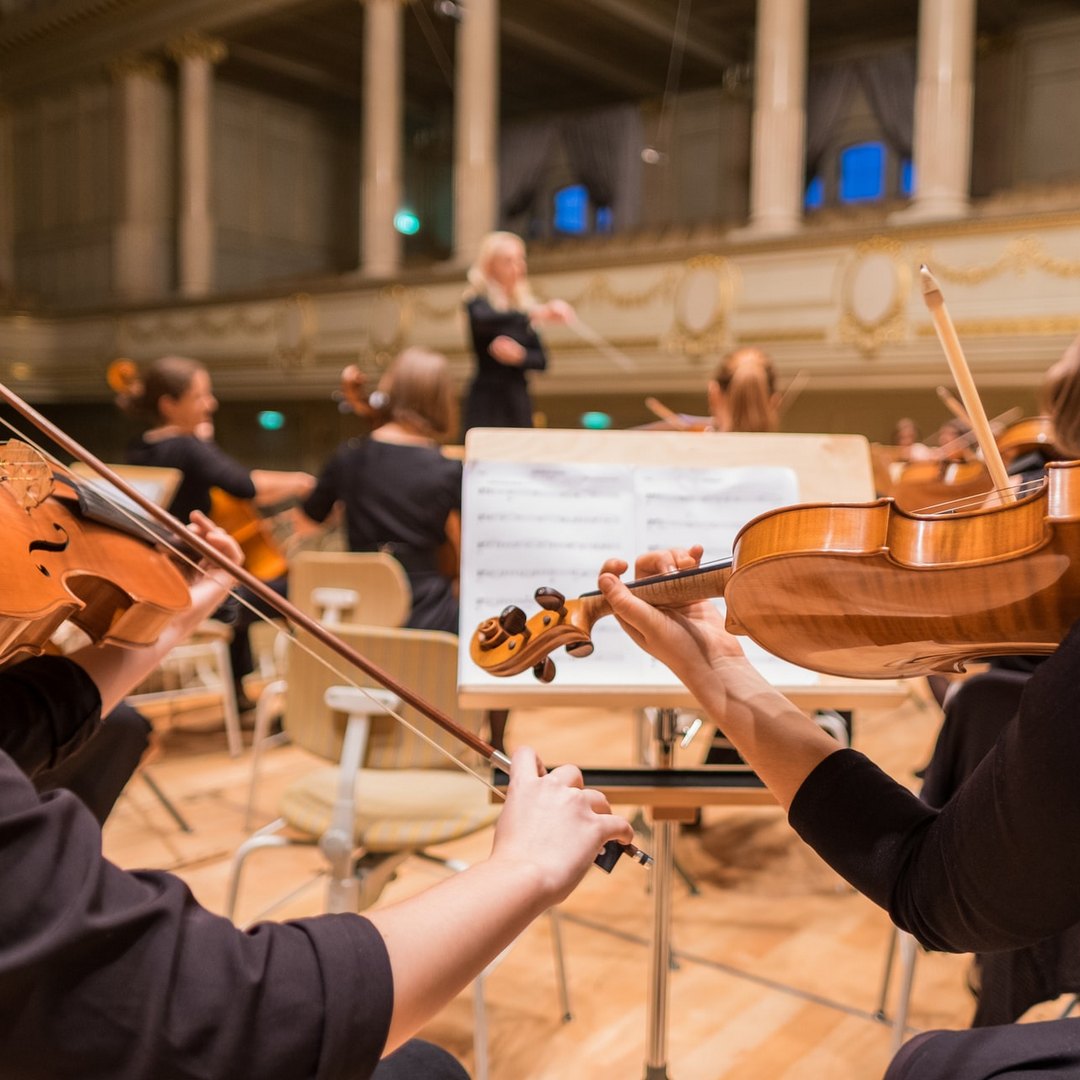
[491,746,633,906]
[597,545,745,687]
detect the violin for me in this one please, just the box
[470,460,1080,683]
[997,416,1058,466]
[0,383,647,872]
[0,440,190,666]
[335,364,390,425]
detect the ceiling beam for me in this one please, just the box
[502,15,659,98]
[581,0,739,69]
[227,42,361,100]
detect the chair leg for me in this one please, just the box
[225,817,289,922]
[473,972,489,1080]
[891,932,919,1056]
[244,679,287,830]
[875,925,899,1020]
[213,638,244,758]
[548,908,572,1022]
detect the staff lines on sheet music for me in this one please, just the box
[477,539,622,550]
[476,513,623,525]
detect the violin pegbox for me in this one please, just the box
[469,586,598,679]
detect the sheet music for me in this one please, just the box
[459,459,817,689]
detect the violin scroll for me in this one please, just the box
[335,365,390,423]
[469,586,606,680]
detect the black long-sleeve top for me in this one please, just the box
[463,297,548,432]
[0,655,393,1080]
[127,433,256,523]
[789,618,1080,955]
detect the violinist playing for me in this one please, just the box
[705,345,782,434]
[118,355,316,709]
[0,502,635,1078]
[596,340,1080,1080]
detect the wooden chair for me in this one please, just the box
[288,550,411,627]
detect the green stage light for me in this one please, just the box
[393,210,421,235]
[258,410,286,431]
[580,411,612,430]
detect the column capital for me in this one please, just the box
[106,54,165,82]
[167,32,228,65]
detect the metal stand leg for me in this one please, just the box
[140,769,193,833]
[643,706,681,1080]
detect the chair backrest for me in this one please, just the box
[283,623,485,772]
[289,551,411,628]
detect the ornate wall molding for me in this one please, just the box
[837,237,911,356]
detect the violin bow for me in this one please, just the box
[920,267,1016,504]
[644,396,693,431]
[566,317,637,372]
[0,381,650,872]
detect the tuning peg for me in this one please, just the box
[565,641,594,657]
[534,586,567,615]
[498,605,527,635]
[533,657,556,683]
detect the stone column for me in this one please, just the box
[745,0,808,235]
[108,56,169,300]
[453,0,498,264]
[902,0,976,220]
[0,102,12,297]
[168,32,226,297]
[361,0,403,278]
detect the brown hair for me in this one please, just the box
[116,356,206,426]
[1042,334,1080,457]
[711,347,779,433]
[383,348,456,443]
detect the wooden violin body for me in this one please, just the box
[471,459,1080,682]
[0,442,190,667]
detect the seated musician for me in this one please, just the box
[595,346,1080,1080]
[1,511,634,1080]
[300,348,462,637]
[914,339,1080,1027]
[119,356,316,709]
[706,346,781,434]
[300,347,512,753]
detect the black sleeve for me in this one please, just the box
[0,751,393,1079]
[789,618,1080,954]
[303,445,350,524]
[186,439,258,499]
[0,655,102,777]
[467,298,547,373]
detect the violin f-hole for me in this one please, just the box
[28,523,70,576]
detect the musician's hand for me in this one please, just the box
[489,335,527,366]
[491,746,634,905]
[187,510,244,594]
[598,545,746,687]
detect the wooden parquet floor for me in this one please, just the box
[101,686,1067,1080]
